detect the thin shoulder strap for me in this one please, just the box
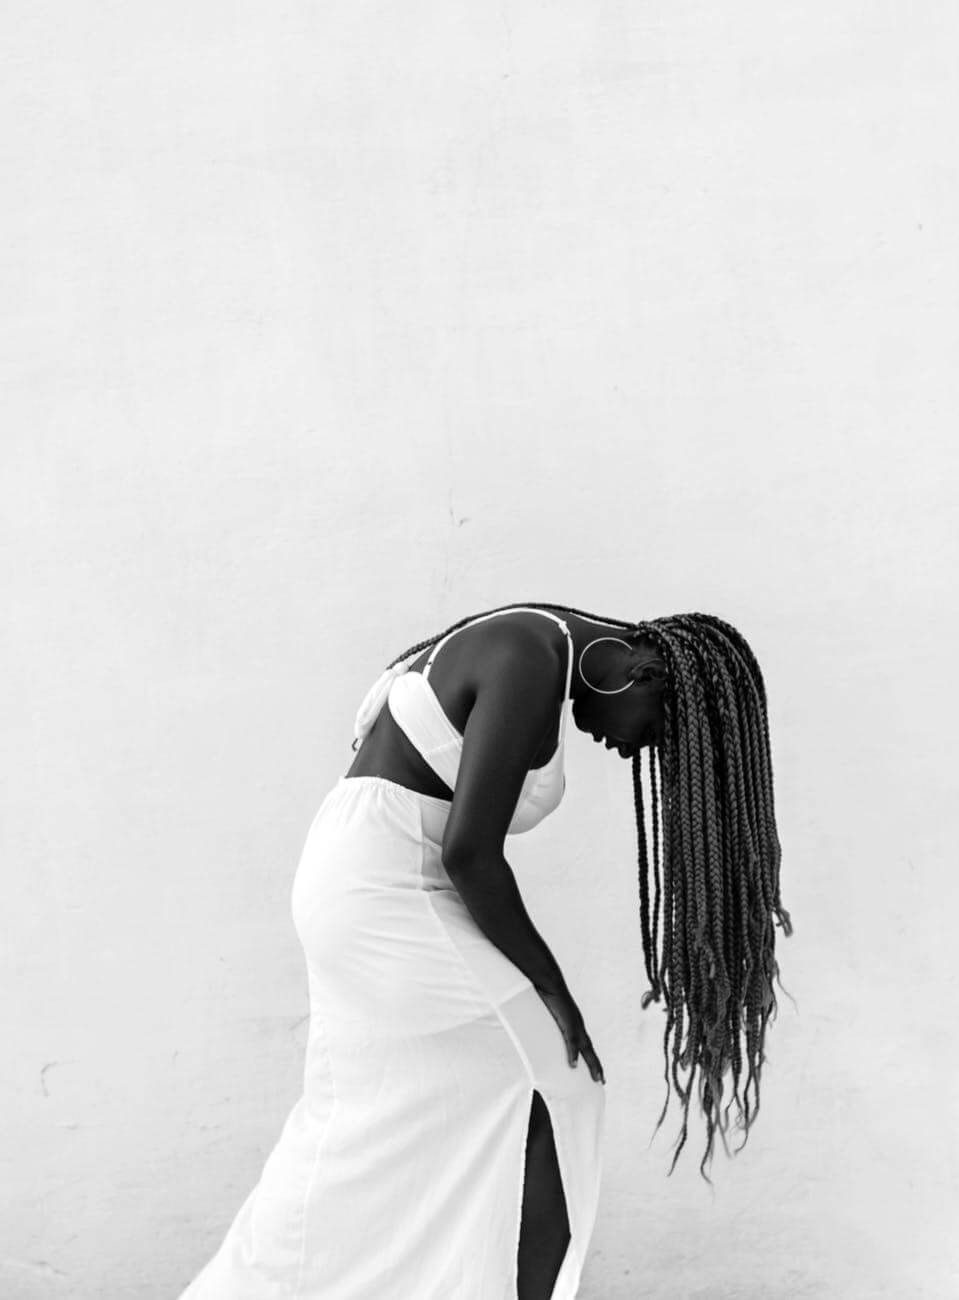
[423,607,573,695]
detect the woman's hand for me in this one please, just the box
[535,985,606,1084]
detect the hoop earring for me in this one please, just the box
[578,637,636,694]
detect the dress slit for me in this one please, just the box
[514,1087,573,1300]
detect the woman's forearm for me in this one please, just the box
[442,850,569,996]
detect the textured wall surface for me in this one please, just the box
[2,2,957,1297]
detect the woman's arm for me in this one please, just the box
[447,851,568,995]
[441,630,569,996]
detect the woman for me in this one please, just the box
[177,601,793,1300]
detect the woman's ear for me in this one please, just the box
[628,659,666,687]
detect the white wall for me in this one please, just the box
[3,3,957,1297]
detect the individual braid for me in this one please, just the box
[378,600,794,1183]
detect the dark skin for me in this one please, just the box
[345,607,666,1300]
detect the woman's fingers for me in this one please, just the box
[569,1033,605,1085]
[579,1036,605,1085]
[535,987,605,1083]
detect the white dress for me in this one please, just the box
[177,608,606,1299]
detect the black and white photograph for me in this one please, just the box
[3,3,957,1298]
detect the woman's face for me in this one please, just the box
[572,679,666,759]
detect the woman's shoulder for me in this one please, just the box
[475,607,567,648]
[408,608,567,703]
[454,608,566,665]
[441,612,569,770]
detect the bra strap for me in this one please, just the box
[423,607,572,684]
[421,605,571,728]
[556,619,574,746]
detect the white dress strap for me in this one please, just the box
[423,607,571,682]
[352,655,414,749]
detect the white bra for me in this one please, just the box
[351,608,574,839]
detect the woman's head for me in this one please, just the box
[569,631,668,757]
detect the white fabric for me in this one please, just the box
[177,613,606,1300]
[352,659,413,749]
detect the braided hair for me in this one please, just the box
[382,600,794,1183]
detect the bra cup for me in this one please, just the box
[506,756,566,835]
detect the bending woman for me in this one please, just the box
[177,601,793,1300]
